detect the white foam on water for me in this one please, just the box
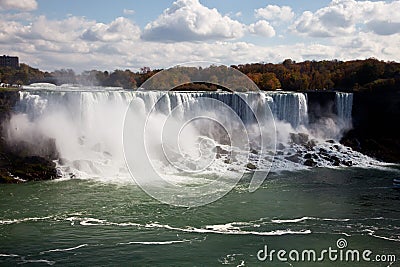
[219,253,245,266]
[0,216,54,225]
[54,214,312,236]
[369,234,400,242]
[145,222,312,236]
[365,229,400,242]
[0,254,19,257]
[64,216,141,227]
[0,253,56,266]
[321,218,351,222]
[271,217,311,224]
[271,217,352,224]
[339,232,352,237]
[20,259,56,265]
[117,240,189,245]
[40,244,88,254]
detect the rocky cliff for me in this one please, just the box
[0,90,58,183]
[341,91,400,163]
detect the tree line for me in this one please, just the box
[234,58,400,92]
[0,64,158,89]
[1,58,399,92]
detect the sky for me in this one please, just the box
[0,0,399,72]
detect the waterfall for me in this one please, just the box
[7,87,355,179]
[335,92,353,128]
[266,92,308,128]
[14,89,309,139]
[11,90,273,179]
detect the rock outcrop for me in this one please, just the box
[340,91,400,163]
[0,90,59,183]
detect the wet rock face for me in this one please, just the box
[306,92,336,124]
[0,153,58,183]
[341,91,400,163]
[0,90,19,123]
[6,138,59,161]
[290,133,309,146]
[341,130,400,164]
[0,90,59,183]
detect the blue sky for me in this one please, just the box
[0,0,399,71]
[34,0,329,25]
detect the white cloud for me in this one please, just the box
[1,0,400,72]
[0,0,37,11]
[26,16,94,43]
[0,12,35,21]
[292,0,400,37]
[248,20,275,37]
[123,9,135,15]
[255,5,294,23]
[2,28,400,73]
[141,0,245,42]
[0,14,143,69]
[366,20,400,36]
[332,31,400,60]
[81,17,141,42]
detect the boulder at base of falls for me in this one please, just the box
[0,152,58,183]
[285,154,301,163]
[290,133,309,146]
[304,159,317,167]
[246,163,257,170]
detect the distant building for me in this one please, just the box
[0,55,19,68]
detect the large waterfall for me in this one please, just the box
[5,87,368,182]
[14,90,313,130]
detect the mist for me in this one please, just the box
[4,89,356,184]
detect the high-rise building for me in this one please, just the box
[0,55,19,68]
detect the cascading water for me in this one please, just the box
[15,90,312,130]
[335,92,353,128]
[5,86,379,182]
[9,89,275,180]
[10,90,137,180]
[267,92,308,128]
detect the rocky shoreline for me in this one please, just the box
[341,131,400,164]
[0,151,58,183]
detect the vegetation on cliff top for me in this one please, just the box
[1,58,399,91]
